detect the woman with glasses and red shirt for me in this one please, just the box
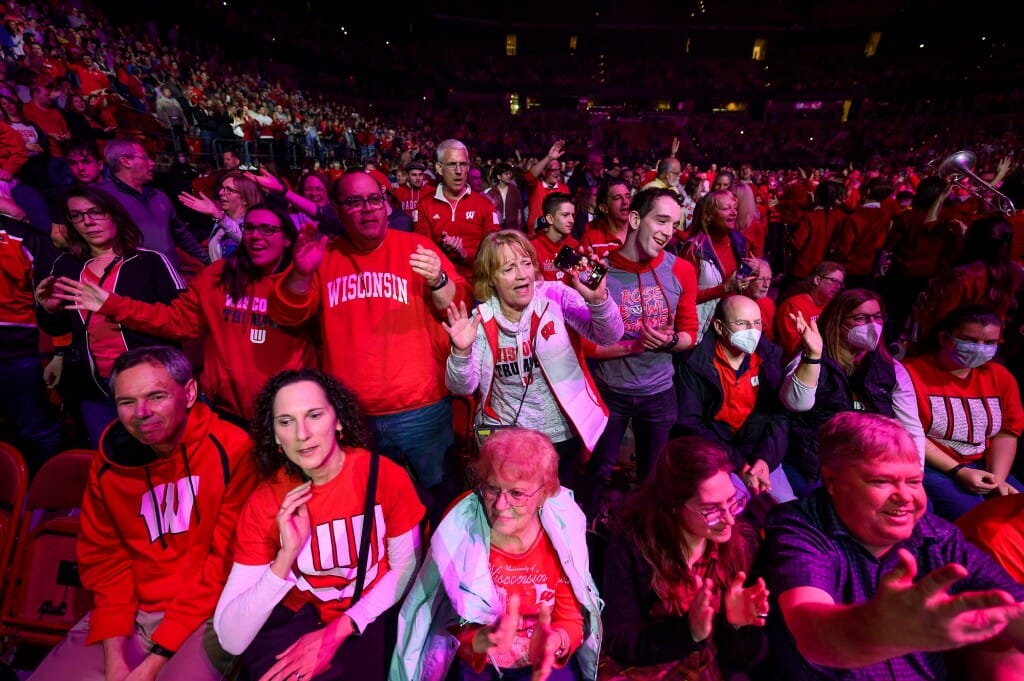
[780,288,926,497]
[395,428,603,681]
[600,436,769,680]
[50,203,316,425]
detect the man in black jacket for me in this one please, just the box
[674,293,795,503]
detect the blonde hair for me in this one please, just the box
[472,229,540,302]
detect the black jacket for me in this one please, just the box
[787,349,897,480]
[36,249,185,399]
[675,331,790,471]
[602,524,767,673]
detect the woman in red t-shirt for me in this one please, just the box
[214,369,425,681]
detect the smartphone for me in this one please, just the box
[737,261,755,278]
[554,245,607,290]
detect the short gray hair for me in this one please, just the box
[435,138,468,162]
[103,137,141,172]
[109,346,193,393]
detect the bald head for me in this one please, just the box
[719,294,761,324]
[713,294,763,352]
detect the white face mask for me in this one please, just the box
[727,328,761,355]
[949,338,998,369]
[846,321,883,352]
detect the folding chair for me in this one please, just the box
[0,448,95,647]
[0,442,29,588]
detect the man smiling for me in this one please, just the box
[756,411,1024,679]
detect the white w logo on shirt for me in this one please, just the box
[138,476,198,542]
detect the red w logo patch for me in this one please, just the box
[540,321,556,340]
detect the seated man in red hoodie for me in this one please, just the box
[29,346,257,681]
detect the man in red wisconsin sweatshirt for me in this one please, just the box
[29,346,257,681]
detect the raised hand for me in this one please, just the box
[687,574,716,642]
[442,301,481,353]
[276,481,313,563]
[245,166,287,194]
[724,571,770,628]
[473,593,521,657]
[566,247,609,304]
[409,244,445,287]
[292,223,327,276]
[790,310,823,357]
[547,139,567,160]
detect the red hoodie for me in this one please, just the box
[98,260,317,420]
[78,403,257,650]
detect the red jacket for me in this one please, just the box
[414,185,500,283]
[79,403,257,650]
[97,260,317,420]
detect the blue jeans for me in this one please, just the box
[580,386,677,521]
[366,397,453,490]
[0,356,63,469]
[924,462,1024,521]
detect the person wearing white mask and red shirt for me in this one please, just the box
[674,294,795,504]
[904,304,1024,522]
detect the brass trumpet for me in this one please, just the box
[935,150,1016,216]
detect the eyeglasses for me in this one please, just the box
[241,222,282,236]
[685,494,748,529]
[477,483,542,509]
[442,161,471,172]
[844,312,887,325]
[220,185,241,195]
[725,319,763,329]
[818,275,845,287]
[122,153,151,162]
[338,194,386,211]
[67,207,109,223]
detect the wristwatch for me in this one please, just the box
[429,270,449,291]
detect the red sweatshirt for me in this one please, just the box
[79,404,257,650]
[97,260,317,420]
[268,230,470,416]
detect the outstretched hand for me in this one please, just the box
[872,549,1024,652]
[51,276,110,312]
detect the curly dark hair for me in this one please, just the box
[250,369,370,481]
